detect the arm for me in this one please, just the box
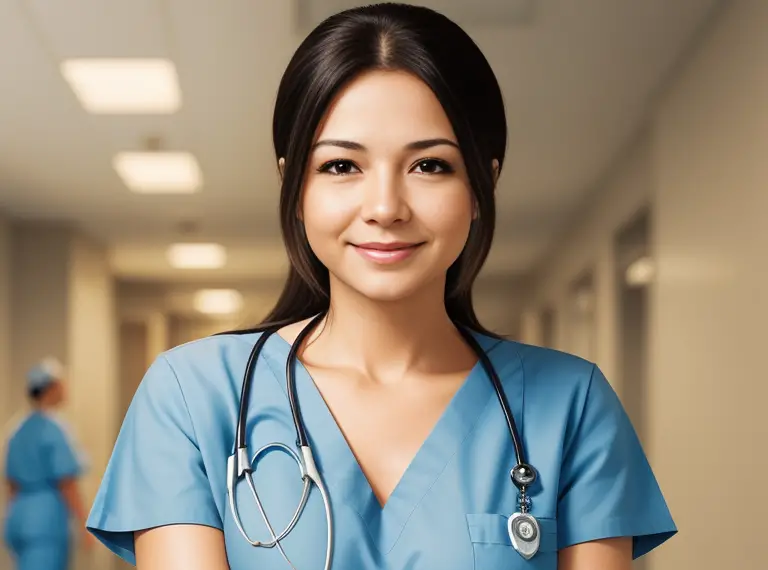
[135,525,229,570]
[6,479,17,501]
[58,477,88,526]
[58,477,96,548]
[558,537,633,570]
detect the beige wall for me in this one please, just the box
[0,214,11,428]
[647,1,767,567]
[522,2,767,568]
[168,314,241,348]
[144,312,169,363]
[67,235,118,504]
[473,276,527,338]
[9,224,70,411]
[118,321,148,423]
[519,128,653,392]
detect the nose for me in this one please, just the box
[360,168,411,227]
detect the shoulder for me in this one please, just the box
[3,413,32,445]
[487,337,611,442]
[164,330,266,362]
[39,413,70,439]
[489,337,598,396]
[156,331,266,380]
[137,331,277,413]
[6,413,66,448]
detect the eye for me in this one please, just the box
[411,159,453,175]
[318,159,360,176]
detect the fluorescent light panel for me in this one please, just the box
[194,289,243,315]
[114,152,202,194]
[167,243,226,269]
[60,58,181,114]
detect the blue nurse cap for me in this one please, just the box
[27,357,65,391]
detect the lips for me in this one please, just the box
[354,242,421,251]
[351,242,424,264]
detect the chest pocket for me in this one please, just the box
[466,514,558,569]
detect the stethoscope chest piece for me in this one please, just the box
[508,512,540,560]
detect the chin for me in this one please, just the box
[342,273,432,304]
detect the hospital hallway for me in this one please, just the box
[0,1,765,569]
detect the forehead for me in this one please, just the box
[316,70,456,142]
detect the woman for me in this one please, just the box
[86,3,676,569]
[3,358,92,570]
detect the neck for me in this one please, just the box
[306,275,474,379]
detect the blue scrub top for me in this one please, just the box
[87,332,676,569]
[4,412,82,545]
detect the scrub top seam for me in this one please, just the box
[559,363,598,476]
[261,341,291,401]
[510,342,527,439]
[159,355,203,450]
[159,354,225,528]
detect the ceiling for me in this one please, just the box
[0,0,720,282]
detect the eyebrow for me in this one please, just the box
[312,138,460,151]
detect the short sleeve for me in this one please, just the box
[557,365,677,558]
[45,422,82,481]
[86,356,222,565]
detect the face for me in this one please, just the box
[47,380,65,405]
[300,70,474,303]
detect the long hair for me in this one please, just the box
[253,3,507,334]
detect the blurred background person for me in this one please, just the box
[2,358,92,570]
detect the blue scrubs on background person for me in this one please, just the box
[3,359,84,570]
[86,332,676,569]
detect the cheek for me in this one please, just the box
[301,185,356,250]
[419,189,474,245]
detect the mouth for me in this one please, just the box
[351,241,425,264]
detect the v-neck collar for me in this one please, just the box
[263,331,521,555]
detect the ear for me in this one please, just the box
[278,157,286,183]
[492,159,500,186]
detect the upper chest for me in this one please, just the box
[305,363,471,505]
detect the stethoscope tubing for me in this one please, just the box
[228,313,533,569]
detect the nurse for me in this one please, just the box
[87,3,677,569]
[3,358,92,570]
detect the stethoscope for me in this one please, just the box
[226,313,541,569]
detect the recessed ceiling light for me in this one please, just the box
[194,289,243,315]
[113,152,202,194]
[626,256,655,287]
[60,58,181,114]
[167,243,226,269]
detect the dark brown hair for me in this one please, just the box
[254,3,507,333]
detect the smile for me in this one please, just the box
[351,242,424,264]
